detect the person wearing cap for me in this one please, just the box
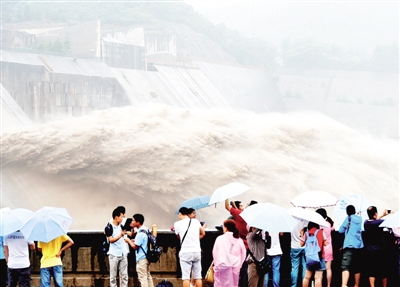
[174,207,205,287]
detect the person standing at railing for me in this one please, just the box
[174,207,205,287]
[4,230,35,287]
[37,235,74,287]
[316,208,335,287]
[363,206,389,287]
[338,205,364,287]
[212,219,246,287]
[107,207,128,287]
[125,214,154,287]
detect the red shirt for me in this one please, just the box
[230,208,249,247]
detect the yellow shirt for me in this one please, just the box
[38,235,70,268]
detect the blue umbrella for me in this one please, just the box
[20,206,73,243]
[0,208,33,236]
[175,196,211,214]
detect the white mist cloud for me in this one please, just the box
[2,104,398,229]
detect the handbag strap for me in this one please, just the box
[248,238,267,263]
[346,216,351,234]
[180,219,192,245]
[137,229,150,257]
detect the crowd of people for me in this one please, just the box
[0,203,398,287]
[205,199,399,287]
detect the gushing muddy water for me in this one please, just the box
[1,104,398,229]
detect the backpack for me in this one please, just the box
[156,279,173,287]
[102,222,113,256]
[139,229,162,263]
[304,229,322,269]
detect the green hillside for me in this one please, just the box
[2,1,398,72]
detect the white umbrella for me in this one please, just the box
[333,194,372,229]
[0,208,33,236]
[291,190,338,208]
[208,182,251,205]
[20,206,73,243]
[0,207,10,213]
[379,212,399,228]
[239,203,297,232]
[288,207,330,228]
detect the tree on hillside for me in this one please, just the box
[63,34,71,53]
[369,42,399,73]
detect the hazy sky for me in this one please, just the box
[185,1,399,53]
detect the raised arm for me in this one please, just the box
[225,199,231,211]
[377,209,388,220]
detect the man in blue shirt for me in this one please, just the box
[107,208,128,287]
[125,214,153,287]
[338,205,364,287]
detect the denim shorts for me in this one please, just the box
[179,251,202,280]
[307,258,326,271]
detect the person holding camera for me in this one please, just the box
[363,206,390,287]
[246,227,269,287]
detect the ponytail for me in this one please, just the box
[316,208,334,227]
[326,216,334,227]
[223,219,239,238]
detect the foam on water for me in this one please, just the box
[1,104,398,229]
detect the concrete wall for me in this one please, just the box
[25,230,399,287]
[1,62,119,122]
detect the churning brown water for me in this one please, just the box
[1,104,398,229]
